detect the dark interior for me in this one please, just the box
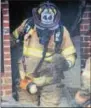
[9,0,80,36]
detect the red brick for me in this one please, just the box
[1,77,12,84]
[4,47,10,52]
[1,78,4,84]
[2,10,8,15]
[5,78,12,84]
[80,31,88,34]
[3,35,10,38]
[88,32,91,36]
[83,36,91,41]
[1,73,4,77]
[83,47,91,53]
[80,34,91,38]
[5,90,12,95]
[87,12,91,17]
[4,59,11,64]
[3,23,9,27]
[80,24,84,30]
[80,53,88,60]
[83,13,88,18]
[81,19,90,24]
[89,42,91,47]
[80,42,90,47]
[80,36,84,41]
[4,45,10,48]
[88,41,91,46]
[1,85,12,90]
[80,24,90,32]
[81,53,91,57]
[4,65,11,68]
[3,16,9,20]
[1,4,8,8]
[3,35,10,39]
[1,90,4,96]
[82,17,91,20]
[4,66,11,71]
[84,24,90,30]
[3,40,10,46]
[2,72,12,77]
[4,53,10,58]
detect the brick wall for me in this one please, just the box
[80,2,91,70]
[1,1,13,100]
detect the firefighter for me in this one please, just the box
[74,57,91,107]
[11,1,77,107]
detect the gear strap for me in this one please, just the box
[33,35,51,77]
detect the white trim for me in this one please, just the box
[4,40,10,42]
[80,29,89,32]
[4,65,11,67]
[3,26,9,29]
[3,14,9,17]
[4,45,10,48]
[3,71,11,73]
[82,17,91,20]
[3,8,9,11]
[3,33,10,35]
[1,1,8,4]
[4,58,11,61]
[3,20,9,23]
[84,11,91,14]
[4,52,10,54]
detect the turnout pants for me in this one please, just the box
[18,56,64,107]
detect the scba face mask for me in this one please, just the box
[36,25,63,47]
[36,27,54,45]
[41,9,54,25]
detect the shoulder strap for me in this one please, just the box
[54,25,64,53]
[19,17,34,42]
[23,17,34,34]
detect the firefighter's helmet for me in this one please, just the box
[32,1,61,30]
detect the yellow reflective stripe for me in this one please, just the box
[61,46,76,57]
[38,8,42,14]
[12,29,19,39]
[28,29,34,35]
[23,46,52,62]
